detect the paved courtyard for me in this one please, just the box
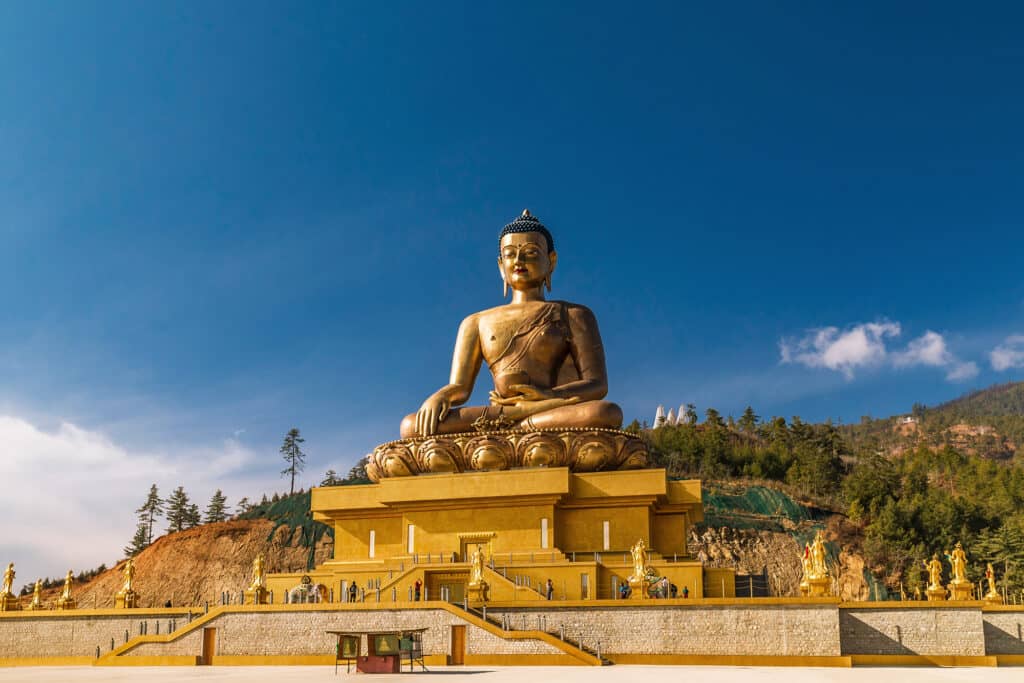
[0,666,1019,683]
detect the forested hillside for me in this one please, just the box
[640,382,1024,599]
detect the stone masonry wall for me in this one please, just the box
[129,607,562,658]
[839,607,984,656]
[490,603,841,656]
[983,610,1024,655]
[0,611,193,658]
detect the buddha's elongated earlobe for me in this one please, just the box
[503,279,509,298]
[545,275,552,293]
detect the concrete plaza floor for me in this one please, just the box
[0,666,1021,683]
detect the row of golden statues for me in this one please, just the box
[1,555,270,611]
[797,537,1004,603]
[0,559,140,611]
[1,562,79,611]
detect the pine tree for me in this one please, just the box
[345,456,370,483]
[124,522,149,558]
[186,503,201,528]
[165,486,191,533]
[321,469,341,486]
[204,489,228,523]
[280,428,306,495]
[684,404,698,425]
[235,497,251,515]
[135,484,164,545]
[738,406,760,433]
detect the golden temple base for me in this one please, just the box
[949,582,973,601]
[926,586,947,602]
[268,467,727,603]
[984,592,1003,605]
[0,593,21,611]
[115,590,139,609]
[244,587,268,605]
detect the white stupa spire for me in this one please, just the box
[653,405,666,429]
[666,408,677,426]
[678,405,689,424]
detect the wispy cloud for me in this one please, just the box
[780,321,977,382]
[779,321,900,379]
[990,335,1024,371]
[892,330,979,381]
[0,414,276,589]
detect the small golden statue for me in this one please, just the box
[244,554,269,605]
[55,570,76,610]
[115,558,139,609]
[945,542,972,600]
[627,538,651,599]
[0,562,20,611]
[802,532,832,597]
[26,579,44,610]
[798,542,813,596]
[250,554,266,590]
[366,211,648,480]
[983,562,1002,604]
[923,553,946,601]
[466,545,489,604]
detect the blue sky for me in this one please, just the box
[1,2,1023,581]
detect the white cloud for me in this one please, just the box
[780,322,977,382]
[892,331,951,368]
[990,335,1024,371]
[0,414,275,590]
[946,361,980,382]
[779,321,900,379]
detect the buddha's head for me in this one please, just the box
[498,209,557,296]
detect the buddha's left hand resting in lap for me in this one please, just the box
[400,210,623,438]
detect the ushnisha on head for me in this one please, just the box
[498,209,557,297]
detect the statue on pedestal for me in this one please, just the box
[803,531,832,597]
[923,553,946,601]
[55,570,76,610]
[984,562,1002,604]
[0,562,20,611]
[627,538,651,599]
[466,545,489,604]
[366,211,648,480]
[115,558,139,609]
[26,580,43,610]
[798,543,813,596]
[945,542,972,600]
[245,554,269,605]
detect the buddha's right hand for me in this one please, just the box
[415,393,451,437]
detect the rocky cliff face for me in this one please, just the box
[72,519,333,609]
[688,518,871,600]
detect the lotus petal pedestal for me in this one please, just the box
[366,428,648,481]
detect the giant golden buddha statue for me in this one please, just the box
[366,210,647,481]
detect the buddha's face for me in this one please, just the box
[499,231,557,292]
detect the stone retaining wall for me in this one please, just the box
[490,603,841,656]
[4,603,1023,661]
[128,608,561,658]
[0,610,194,658]
[983,610,1024,655]
[839,606,984,656]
